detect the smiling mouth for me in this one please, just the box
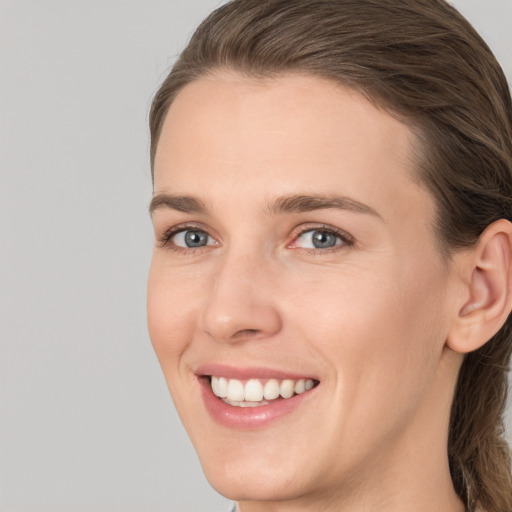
[208,376,319,407]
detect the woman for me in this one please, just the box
[147,1,512,511]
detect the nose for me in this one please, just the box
[200,251,282,343]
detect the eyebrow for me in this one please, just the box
[149,194,208,215]
[149,192,381,219]
[267,194,382,218]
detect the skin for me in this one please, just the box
[148,72,469,512]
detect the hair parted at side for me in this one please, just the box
[149,1,512,510]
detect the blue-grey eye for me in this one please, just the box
[295,229,342,249]
[173,229,212,248]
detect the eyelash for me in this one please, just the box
[157,223,355,254]
[291,224,355,253]
[157,224,211,252]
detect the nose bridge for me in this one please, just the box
[200,244,282,342]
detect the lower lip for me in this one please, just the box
[199,378,316,430]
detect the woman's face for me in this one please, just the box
[148,73,461,505]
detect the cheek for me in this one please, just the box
[147,259,197,362]
[287,260,447,416]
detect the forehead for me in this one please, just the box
[154,71,434,229]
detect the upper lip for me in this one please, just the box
[195,363,318,381]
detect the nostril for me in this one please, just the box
[238,329,259,336]
[231,328,265,341]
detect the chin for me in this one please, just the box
[202,457,307,503]
[187,428,309,501]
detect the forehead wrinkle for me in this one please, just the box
[266,194,382,219]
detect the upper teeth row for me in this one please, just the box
[211,376,315,402]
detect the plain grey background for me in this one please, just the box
[1,1,511,511]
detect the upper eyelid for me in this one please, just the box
[161,222,213,237]
[291,224,355,243]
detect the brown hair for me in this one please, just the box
[149,1,512,510]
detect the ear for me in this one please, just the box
[447,219,512,354]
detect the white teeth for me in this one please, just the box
[211,376,219,396]
[244,379,264,402]
[223,399,270,408]
[211,376,228,398]
[217,377,228,397]
[226,379,245,401]
[263,379,280,400]
[280,379,295,399]
[210,376,317,404]
[294,379,306,394]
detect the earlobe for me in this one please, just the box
[447,219,512,354]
